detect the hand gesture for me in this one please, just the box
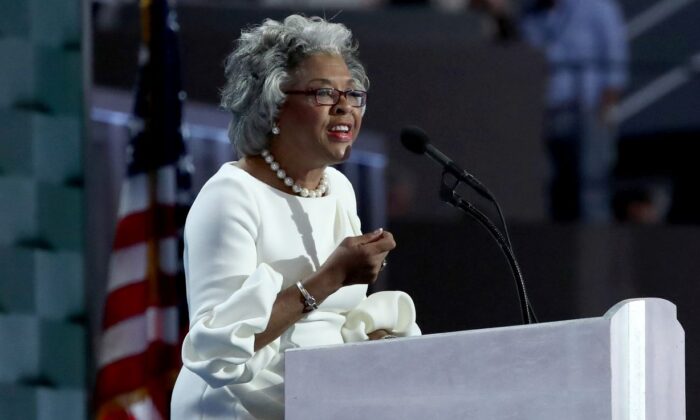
[322,228,396,287]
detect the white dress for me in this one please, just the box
[171,163,420,420]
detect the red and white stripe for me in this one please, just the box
[96,161,186,419]
[99,306,180,367]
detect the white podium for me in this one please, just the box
[285,298,684,420]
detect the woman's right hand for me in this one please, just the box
[321,228,396,288]
[253,229,395,351]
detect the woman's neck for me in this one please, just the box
[267,144,327,189]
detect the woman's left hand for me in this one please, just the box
[367,329,392,340]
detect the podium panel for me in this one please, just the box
[285,298,684,420]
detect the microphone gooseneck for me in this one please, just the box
[400,125,537,324]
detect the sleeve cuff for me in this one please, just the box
[341,291,422,342]
[182,263,284,387]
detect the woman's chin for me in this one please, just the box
[335,144,353,162]
[321,143,352,164]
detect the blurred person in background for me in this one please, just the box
[471,0,629,222]
[612,180,671,224]
[170,14,420,420]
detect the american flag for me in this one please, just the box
[95,0,191,418]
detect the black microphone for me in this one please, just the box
[400,126,492,201]
[400,125,537,324]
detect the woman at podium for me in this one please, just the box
[171,14,421,419]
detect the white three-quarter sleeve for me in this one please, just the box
[180,169,283,388]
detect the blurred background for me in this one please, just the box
[1,0,699,418]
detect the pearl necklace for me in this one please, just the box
[261,149,329,198]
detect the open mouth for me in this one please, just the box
[328,124,351,134]
[327,123,353,141]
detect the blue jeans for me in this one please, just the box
[546,108,616,223]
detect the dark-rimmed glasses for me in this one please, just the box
[284,88,367,108]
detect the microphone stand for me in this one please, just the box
[439,171,537,325]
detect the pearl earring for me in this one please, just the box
[272,125,280,135]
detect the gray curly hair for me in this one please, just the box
[220,14,369,157]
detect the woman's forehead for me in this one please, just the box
[291,54,353,85]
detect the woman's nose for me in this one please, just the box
[331,98,351,115]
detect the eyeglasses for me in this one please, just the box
[284,88,367,108]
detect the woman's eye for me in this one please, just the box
[316,89,334,97]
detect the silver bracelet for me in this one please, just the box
[296,281,318,312]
